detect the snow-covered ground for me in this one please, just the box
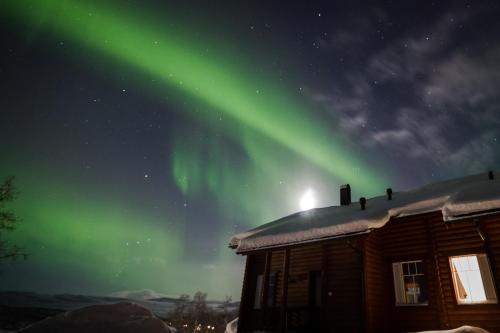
[16,302,176,333]
[225,317,237,333]
[414,326,490,333]
[223,318,490,333]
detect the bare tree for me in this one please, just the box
[166,292,237,333]
[218,296,233,326]
[0,176,27,262]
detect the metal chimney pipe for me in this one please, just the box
[360,197,366,210]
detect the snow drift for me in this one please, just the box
[414,325,490,333]
[17,302,176,333]
[230,171,500,252]
[225,317,238,333]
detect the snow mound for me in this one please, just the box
[414,325,489,333]
[18,302,176,333]
[230,171,500,252]
[225,317,238,333]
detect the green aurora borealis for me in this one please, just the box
[1,0,389,298]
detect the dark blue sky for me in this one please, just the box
[1,0,499,299]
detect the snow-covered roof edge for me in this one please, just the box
[230,171,500,253]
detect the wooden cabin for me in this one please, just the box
[229,171,500,332]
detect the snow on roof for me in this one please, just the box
[230,171,500,253]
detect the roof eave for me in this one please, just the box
[235,228,373,255]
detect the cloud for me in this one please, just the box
[423,50,500,114]
[309,9,500,177]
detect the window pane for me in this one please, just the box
[393,260,427,305]
[409,262,416,275]
[469,256,479,270]
[404,275,425,304]
[416,275,428,303]
[402,263,409,276]
[416,261,423,275]
[450,255,497,304]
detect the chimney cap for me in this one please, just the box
[360,197,366,210]
[386,188,393,200]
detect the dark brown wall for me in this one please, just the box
[238,212,500,332]
[363,231,386,333]
[238,240,364,332]
[287,244,322,306]
[430,213,500,332]
[323,239,364,332]
[238,253,266,332]
[364,213,441,332]
[364,212,500,333]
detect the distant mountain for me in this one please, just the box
[0,291,176,316]
[108,289,177,301]
[0,291,239,317]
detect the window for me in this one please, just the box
[254,274,263,309]
[392,260,428,305]
[266,271,279,307]
[449,254,497,304]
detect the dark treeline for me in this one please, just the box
[165,292,237,333]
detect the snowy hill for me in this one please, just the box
[0,291,239,317]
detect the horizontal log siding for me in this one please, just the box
[271,250,285,306]
[323,239,364,333]
[287,244,322,306]
[365,213,441,332]
[363,232,386,333]
[431,213,500,332]
[238,211,500,332]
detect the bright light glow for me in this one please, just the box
[299,189,316,211]
[450,254,497,304]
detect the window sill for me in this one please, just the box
[456,301,498,305]
[395,302,429,307]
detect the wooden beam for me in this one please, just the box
[237,255,251,333]
[261,251,271,309]
[260,251,271,329]
[426,217,449,329]
[320,243,327,333]
[280,248,290,333]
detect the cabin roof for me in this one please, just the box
[230,171,500,253]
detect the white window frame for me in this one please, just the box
[449,254,498,305]
[392,260,428,306]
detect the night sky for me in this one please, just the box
[1,0,500,300]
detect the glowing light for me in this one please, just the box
[299,189,316,211]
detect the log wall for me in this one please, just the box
[238,211,500,332]
[364,211,500,333]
